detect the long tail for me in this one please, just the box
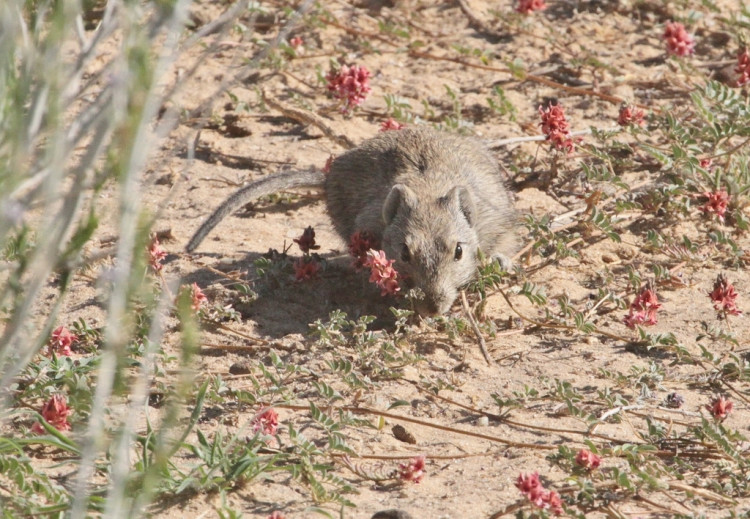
[186,168,325,252]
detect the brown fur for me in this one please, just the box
[187,127,519,315]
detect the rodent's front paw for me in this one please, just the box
[493,253,514,272]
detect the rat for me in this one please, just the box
[186,127,519,315]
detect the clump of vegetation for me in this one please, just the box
[2,0,750,517]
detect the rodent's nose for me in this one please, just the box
[416,300,441,316]
[416,295,452,316]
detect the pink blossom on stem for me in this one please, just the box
[293,257,320,281]
[706,395,733,421]
[664,22,695,57]
[380,118,405,132]
[363,249,400,296]
[515,472,563,515]
[49,325,77,356]
[289,36,303,49]
[623,286,661,329]
[699,189,729,222]
[252,407,279,436]
[539,103,576,154]
[736,47,750,87]
[293,226,320,254]
[348,231,380,269]
[32,394,72,434]
[617,105,645,127]
[398,455,426,483]
[326,64,372,113]
[575,449,602,470]
[516,0,546,14]
[190,283,208,311]
[148,236,167,273]
[709,273,741,317]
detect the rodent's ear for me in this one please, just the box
[382,184,416,225]
[446,186,476,226]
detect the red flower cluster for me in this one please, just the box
[252,407,279,436]
[623,286,661,329]
[398,455,426,483]
[380,118,405,132]
[664,22,695,57]
[575,449,602,470]
[709,273,741,317]
[515,473,563,515]
[32,394,72,434]
[516,0,546,14]
[326,64,372,113]
[190,283,208,311]
[699,189,729,222]
[617,105,645,127]
[50,325,77,356]
[294,257,320,281]
[706,395,733,421]
[699,158,713,170]
[148,236,167,273]
[736,48,750,87]
[348,230,380,269]
[294,226,320,253]
[539,103,575,154]
[364,250,400,296]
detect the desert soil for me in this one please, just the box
[49,0,750,517]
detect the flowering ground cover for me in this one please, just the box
[2,0,750,517]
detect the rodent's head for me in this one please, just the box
[381,183,479,315]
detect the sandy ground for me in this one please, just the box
[43,0,750,517]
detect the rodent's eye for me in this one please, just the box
[454,243,463,261]
[401,245,411,263]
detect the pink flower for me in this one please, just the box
[664,22,695,57]
[709,273,741,317]
[32,394,72,434]
[348,231,380,269]
[398,455,425,483]
[289,36,303,49]
[623,286,661,329]
[267,512,285,519]
[515,473,562,515]
[190,283,208,311]
[363,249,400,296]
[252,407,279,436]
[515,472,543,498]
[699,158,713,170]
[617,105,645,127]
[326,64,372,113]
[706,395,733,421]
[516,0,546,14]
[539,103,576,154]
[699,189,729,222]
[148,236,167,273]
[545,491,564,516]
[380,118,405,132]
[293,257,320,281]
[736,48,750,87]
[49,325,77,356]
[575,449,602,470]
[293,226,320,254]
